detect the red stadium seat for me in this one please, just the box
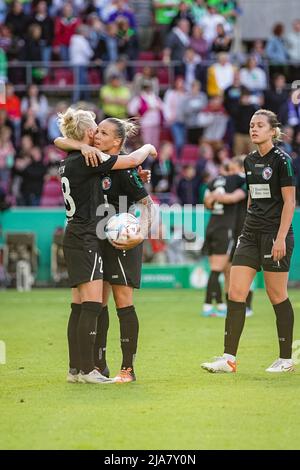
[40,178,64,207]
[138,52,155,61]
[181,145,199,163]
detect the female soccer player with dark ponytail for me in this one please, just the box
[202,109,296,373]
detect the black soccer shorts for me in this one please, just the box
[63,228,103,288]
[101,239,143,289]
[232,230,294,272]
[202,226,235,256]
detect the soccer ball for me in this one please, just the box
[105,213,140,245]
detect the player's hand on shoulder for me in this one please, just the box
[81,144,104,167]
[137,165,151,184]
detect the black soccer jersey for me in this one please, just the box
[243,146,296,233]
[100,167,148,213]
[206,174,247,229]
[58,151,118,231]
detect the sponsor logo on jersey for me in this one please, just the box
[262,166,273,180]
[102,177,112,190]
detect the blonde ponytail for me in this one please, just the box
[57,107,96,140]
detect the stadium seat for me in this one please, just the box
[138,52,155,61]
[181,145,199,163]
[40,178,64,207]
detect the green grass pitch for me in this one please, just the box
[0,288,300,450]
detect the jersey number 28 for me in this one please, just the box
[61,177,76,217]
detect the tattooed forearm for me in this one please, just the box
[136,195,156,238]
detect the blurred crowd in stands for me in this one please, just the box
[0,0,300,211]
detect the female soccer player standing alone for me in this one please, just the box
[202,109,296,373]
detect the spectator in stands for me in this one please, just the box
[104,55,128,83]
[0,126,15,193]
[29,1,54,65]
[94,21,119,63]
[224,69,242,116]
[0,0,7,23]
[177,164,199,205]
[250,39,267,67]
[0,83,21,144]
[0,47,7,83]
[240,56,267,93]
[19,146,46,206]
[286,19,300,64]
[116,16,139,78]
[178,47,203,91]
[128,81,163,149]
[197,142,220,182]
[183,79,208,144]
[190,24,209,60]
[100,74,131,119]
[231,88,257,155]
[132,66,160,97]
[5,1,29,41]
[21,24,43,83]
[47,101,68,142]
[264,74,289,126]
[108,0,137,30]
[170,1,194,31]
[211,22,232,54]
[199,3,229,45]
[191,0,208,25]
[197,95,228,148]
[0,110,13,139]
[266,23,289,65]
[150,141,176,204]
[287,96,300,131]
[53,2,81,61]
[69,25,94,103]
[163,18,190,64]
[163,76,187,158]
[293,129,300,157]
[21,107,43,147]
[279,126,294,156]
[21,84,49,129]
[207,52,235,97]
[215,145,230,167]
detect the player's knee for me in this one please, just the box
[266,286,287,305]
[228,285,248,302]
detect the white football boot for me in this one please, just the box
[66,369,79,383]
[265,358,295,373]
[78,368,114,384]
[201,355,237,373]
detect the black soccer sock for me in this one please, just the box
[205,271,223,304]
[225,293,229,304]
[117,305,139,371]
[273,298,294,359]
[246,290,253,310]
[67,303,81,372]
[77,302,102,374]
[224,300,246,356]
[94,305,109,371]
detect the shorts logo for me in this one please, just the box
[102,177,112,190]
[262,167,273,180]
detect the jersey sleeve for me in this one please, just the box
[120,168,149,202]
[278,155,296,187]
[244,160,250,189]
[81,155,118,175]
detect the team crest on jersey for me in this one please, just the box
[102,177,112,190]
[262,167,273,180]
